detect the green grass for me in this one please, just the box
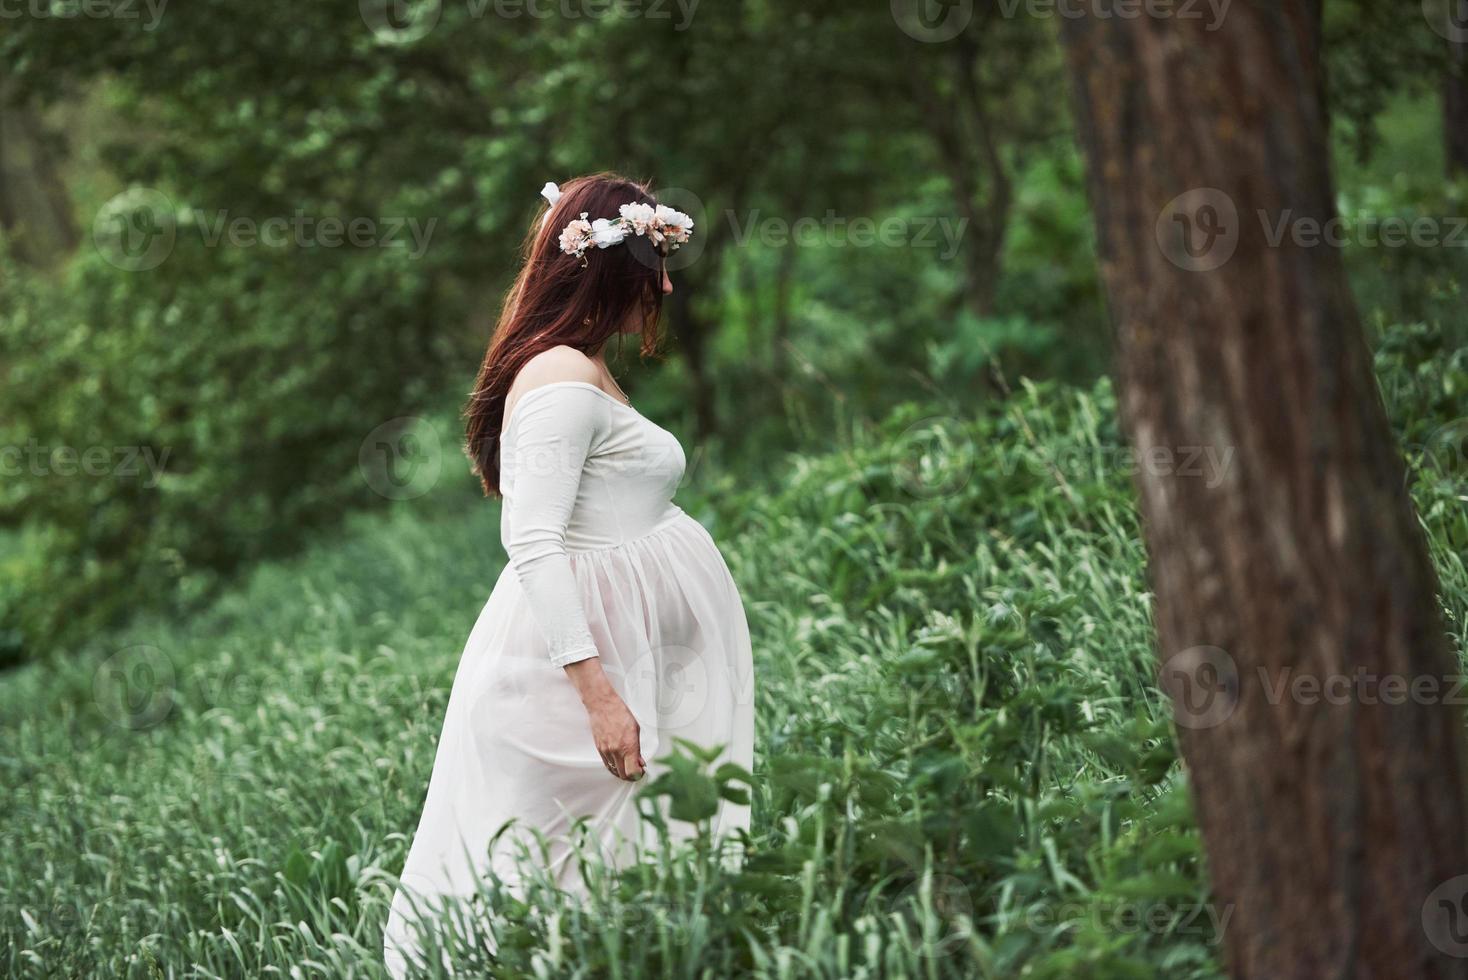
[4,330,1464,978]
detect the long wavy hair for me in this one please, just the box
[464,173,668,496]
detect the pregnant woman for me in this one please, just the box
[384,173,754,976]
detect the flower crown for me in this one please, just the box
[541,182,694,263]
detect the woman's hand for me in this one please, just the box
[564,658,645,781]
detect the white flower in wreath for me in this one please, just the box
[618,202,657,236]
[656,205,694,244]
[591,218,628,249]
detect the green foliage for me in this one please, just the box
[4,326,1465,976]
[1340,173,1468,341]
[1325,0,1448,166]
[0,221,464,660]
[0,3,1463,974]
[0,376,1179,977]
[0,0,1085,661]
[6,0,1452,667]
[1376,321,1468,648]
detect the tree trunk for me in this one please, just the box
[0,83,78,268]
[1059,3,1468,977]
[770,239,798,382]
[911,33,1011,319]
[666,285,716,440]
[1448,9,1468,177]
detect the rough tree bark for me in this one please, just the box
[1058,2,1468,976]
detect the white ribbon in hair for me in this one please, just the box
[539,182,561,227]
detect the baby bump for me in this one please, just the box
[473,539,743,770]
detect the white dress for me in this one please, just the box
[384,381,754,976]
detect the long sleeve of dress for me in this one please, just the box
[500,384,610,668]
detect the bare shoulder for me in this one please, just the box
[511,345,601,396]
[504,346,606,427]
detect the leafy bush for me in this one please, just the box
[0,222,465,661]
[0,374,1210,978]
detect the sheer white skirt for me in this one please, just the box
[384,513,754,976]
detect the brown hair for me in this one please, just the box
[464,173,667,496]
